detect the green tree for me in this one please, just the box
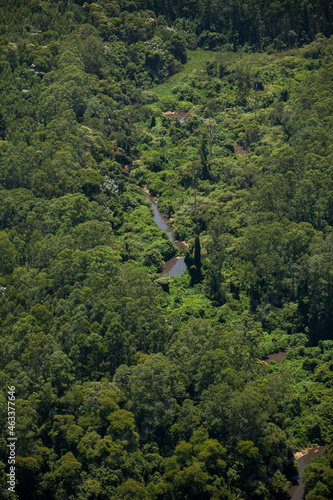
[114,353,186,444]
[50,415,84,455]
[0,231,16,275]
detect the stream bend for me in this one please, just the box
[144,191,187,277]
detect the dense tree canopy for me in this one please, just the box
[0,0,333,499]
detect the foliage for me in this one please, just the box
[0,1,333,498]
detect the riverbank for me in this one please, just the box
[291,445,327,500]
[143,186,189,250]
[294,445,324,460]
[143,187,188,277]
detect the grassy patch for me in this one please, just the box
[152,49,218,99]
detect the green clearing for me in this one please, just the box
[152,49,218,98]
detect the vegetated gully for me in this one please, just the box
[144,189,187,277]
[265,352,328,498]
[291,445,327,500]
[144,191,327,498]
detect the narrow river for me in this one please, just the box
[144,191,187,277]
[290,445,327,499]
[145,191,329,498]
[263,351,328,499]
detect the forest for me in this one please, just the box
[0,0,333,498]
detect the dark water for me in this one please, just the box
[265,350,286,364]
[144,191,187,277]
[290,445,327,500]
[149,200,173,242]
[161,256,187,277]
